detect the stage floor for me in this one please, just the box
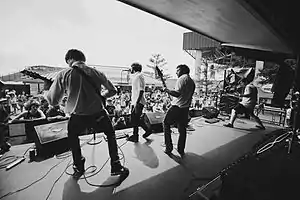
[0,117,281,200]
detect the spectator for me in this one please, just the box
[40,98,50,115]
[0,98,11,155]
[10,99,46,123]
[106,99,116,116]
[9,91,18,115]
[112,109,126,129]
[17,94,26,113]
[46,105,67,120]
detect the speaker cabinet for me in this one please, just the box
[202,107,220,119]
[32,120,70,158]
[143,112,165,133]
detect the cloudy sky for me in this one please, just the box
[0,0,195,78]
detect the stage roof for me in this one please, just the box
[117,0,298,55]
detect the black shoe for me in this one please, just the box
[111,165,129,186]
[223,123,233,128]
[0,142,11,152]
[164,147,173,156]
[127,135,138,143]
[111,163,128,175]
[177,150,185,157]
[72,157,85,180]
[142,131,152,139]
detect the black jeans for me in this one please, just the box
[130,103,150,135]
[163,105,189,153]
[68,109,119,167]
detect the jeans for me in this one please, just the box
[68,109,119,167]
[163,105,189,153]
[130,103,150,135]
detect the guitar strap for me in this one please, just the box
[72,65,106,107]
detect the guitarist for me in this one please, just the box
[46,49,129,181]
[163,64,195,157]
[127,63,152,143]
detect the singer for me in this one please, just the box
[127,63,152,143]
[46,49,129,180]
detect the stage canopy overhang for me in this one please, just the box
[117,0,298,55]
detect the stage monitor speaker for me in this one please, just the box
[33,120,70,158]
[202,107,219,119]
[143,112,165,133]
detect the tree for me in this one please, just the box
[147,54,171,80]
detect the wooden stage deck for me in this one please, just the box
[0,117,281,200]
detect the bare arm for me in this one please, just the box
[96,71,117,99]
[240,85,252,97]
[10,112,28,123]
[46,73,65,106]
[165,89,180,98]
[36,109,46,120]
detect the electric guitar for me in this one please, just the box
[155,66,171,99]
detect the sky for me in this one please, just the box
[0,0,195,78]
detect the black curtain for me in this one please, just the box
[271,61,295,107]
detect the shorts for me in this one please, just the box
[234,103,254,115]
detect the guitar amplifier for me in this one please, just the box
[33,120,70,158]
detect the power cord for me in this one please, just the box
[0,156,68,199]
[0,145,34,170]
[0,135,94,199]
[44,138,128,199]
[256,131,290,155]
[45,158,72,200]
[64,140,128,187]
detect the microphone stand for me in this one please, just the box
[87,128,103,145]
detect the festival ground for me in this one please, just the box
[0,117,283,200]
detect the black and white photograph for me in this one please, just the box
[0,1,299,200]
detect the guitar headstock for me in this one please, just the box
[155,66,163,78]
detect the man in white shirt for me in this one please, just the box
[163,64,195,157]
[224,78,265,129]
[127,63,152,143]
[46,49,129,181]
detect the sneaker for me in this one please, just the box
[256,125,266,130]
[111,165,129,186]
[72,166,85,180]
[142,131,152,139]
[223,123,233,128]
[111,164,129,175]
[127,135,138,143]
[72,157,85,180]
